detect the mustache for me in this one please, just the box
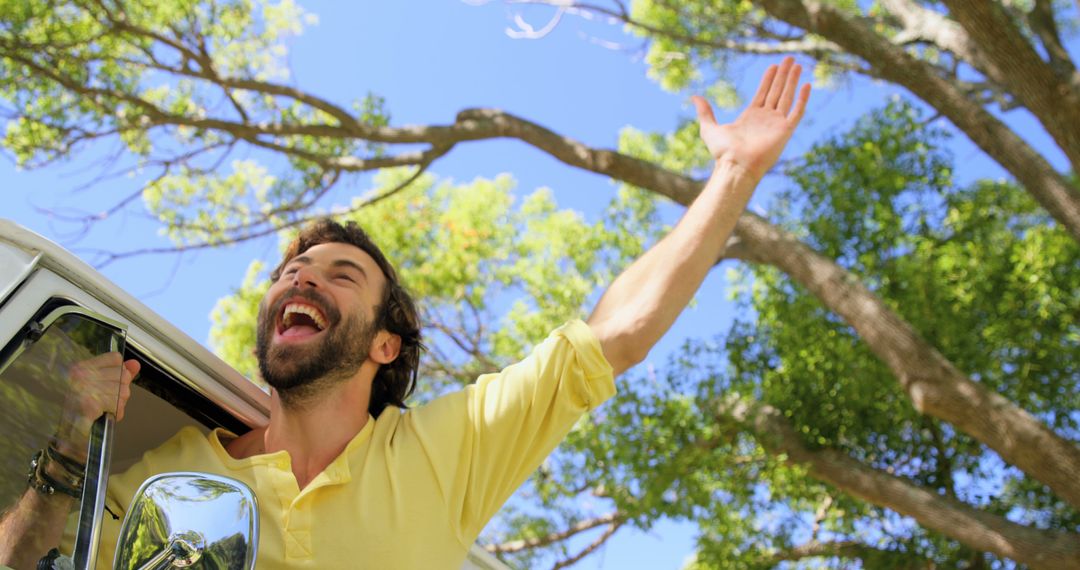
[267,287,340,327]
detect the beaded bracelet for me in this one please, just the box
[27,445,85,499]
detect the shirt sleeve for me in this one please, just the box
[403,319,615,544]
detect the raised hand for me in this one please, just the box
[691,56,811,181]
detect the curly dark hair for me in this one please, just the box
[270,219,424,417]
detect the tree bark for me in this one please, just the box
[756,0,1080,243]
[941,0,1080,177]
[717,397,1080,570]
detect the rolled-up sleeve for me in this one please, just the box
[404,320,615,544]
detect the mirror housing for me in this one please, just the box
[113,472,258,570]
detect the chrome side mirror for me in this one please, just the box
[113,473,258,570]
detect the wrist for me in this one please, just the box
[53,424,91,464]
[28,444,86,500]
[709,157,762,194]
[714,151,757,173]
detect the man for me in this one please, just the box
[1,57,810,568]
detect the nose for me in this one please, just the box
[291,264,321,289]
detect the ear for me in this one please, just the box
[369,331,402,365]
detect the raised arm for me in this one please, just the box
[587,57,811,375]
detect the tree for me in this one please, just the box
[2,0,1079,567]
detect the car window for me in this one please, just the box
[0,308,125,566]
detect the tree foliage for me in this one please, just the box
[4,0,1080,568]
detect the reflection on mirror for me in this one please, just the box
[113,472,258,570]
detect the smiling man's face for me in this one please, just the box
[255,241,389,403]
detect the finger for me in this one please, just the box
[787,83,812,125]
[751,64,779,107]
[123,359,141,382]
[691,95,717,126]
[777,62,803,114]
[765,57,794,109]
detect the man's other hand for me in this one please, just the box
[55,353,139,462]
[691,56,811,181]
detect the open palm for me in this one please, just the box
[693,57,811,181]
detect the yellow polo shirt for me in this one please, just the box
[96,320,614,569]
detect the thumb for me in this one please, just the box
[691,95,717,127]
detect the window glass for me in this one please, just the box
[0,309,125,565]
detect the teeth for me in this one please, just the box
[283,303,328,331]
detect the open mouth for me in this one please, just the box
[277,302,329,338]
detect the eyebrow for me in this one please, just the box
[289,255,369,282]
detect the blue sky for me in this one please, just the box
[4,1,1075,567]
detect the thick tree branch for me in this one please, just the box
[717,397,1080,570]
[941,0,1080,178]
[878,0,1001,83]
[244,136,452,173]
[756,0,1080,247]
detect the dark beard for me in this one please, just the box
[255,287,378,408]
